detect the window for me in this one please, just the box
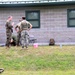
[67,9,75,27]
[25,10,40,28]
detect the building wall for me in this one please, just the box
[0,5,75,45]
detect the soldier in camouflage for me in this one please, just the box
[20,17,32,49]
[15,20,22,46]
[5,16,14,48]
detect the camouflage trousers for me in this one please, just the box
[6,32,12,47]
[21,30,29,48]
[16,32,21,46]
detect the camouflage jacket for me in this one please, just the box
[20,20,30,31]
[6,20,13,33]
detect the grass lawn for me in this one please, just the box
[0,45,75,75]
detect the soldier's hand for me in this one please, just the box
[12,22,14,26]
[16,28,19,32]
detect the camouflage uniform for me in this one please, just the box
[20,20,31,48]
[15,22,21,46]
[5,20,13,47]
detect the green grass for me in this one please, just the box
[1,70,75,75]
[0,45,75,75]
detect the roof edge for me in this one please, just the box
[0,1,75,7]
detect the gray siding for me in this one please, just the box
[0,5,75,45]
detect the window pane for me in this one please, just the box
[29,21,39,27]
[69,19,75,26]
[27,12,39,19]
[69,10,75,18]
[26,10,40,28]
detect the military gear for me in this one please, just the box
[5,20,13,47]
[21,30,29,48]
[6,20,13,33]
[20,20,30,31]
[16,32,21,46]
[15,22,21,46]
[20,20,32,49]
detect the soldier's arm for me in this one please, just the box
[15,25,18,31]
[29,24,32,30]
[15,22,21,31]
[27,21,32,30]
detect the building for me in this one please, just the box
[0,0,75,45]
